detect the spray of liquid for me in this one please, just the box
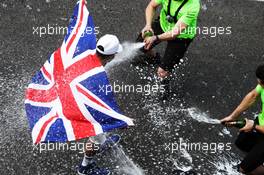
[109,145,145,175]
[186,108,221,124]
[105,42,145,71]
[210,156,241,175]
[170,156,192,172]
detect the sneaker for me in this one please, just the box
[97,134,121,154]
[77,162,110,175]
[78,161,96,175]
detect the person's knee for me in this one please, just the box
[235,134,248,152]
[158,72,167,79]
[235,138,243,149]
[157,67,169,78]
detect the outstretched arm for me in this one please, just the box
[157,21,187,41]
[141,0,160,37]
[221,88,259,123]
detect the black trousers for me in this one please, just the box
[137,18,193,72]
[235,121,264,173]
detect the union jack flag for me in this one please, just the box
[25,0,134,144]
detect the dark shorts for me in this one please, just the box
[137,18,193,72]
[235,120,264,173]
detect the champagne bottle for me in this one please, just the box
[226,119,246,129]
[143,30,154,39]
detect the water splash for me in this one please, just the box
[105,42,145,71]
[186,108,221,124]
[210,156,241,175]
[168,156,192,172]
[109,146,145,175]
[219,127,232,137]
[180,146,193,164]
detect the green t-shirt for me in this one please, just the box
[256,85,264,126]
[155,0,200,39]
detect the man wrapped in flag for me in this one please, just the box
[25,0,134,174]
[76,35,127,175]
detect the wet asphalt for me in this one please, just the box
[0,0,264,174]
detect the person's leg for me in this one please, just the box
[81,134,106,165]
[235,132,258,153]
[239,139,264,174]
[157,39,192,100]
[158,38,192,79]
[250,165,264,175]
[78,134,111,175]
[78,135,102,175]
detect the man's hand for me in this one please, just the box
[144,36,157,50]
[141,25,154,38]
[221,115,235,125]
[240,119,254,132]
[142,0,159,38]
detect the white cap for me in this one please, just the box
[96,34,123,55]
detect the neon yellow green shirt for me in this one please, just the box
[155,0,200,39]
[256,85,264,126]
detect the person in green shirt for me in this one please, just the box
[137,0,200,79]
[221,64,264,174]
